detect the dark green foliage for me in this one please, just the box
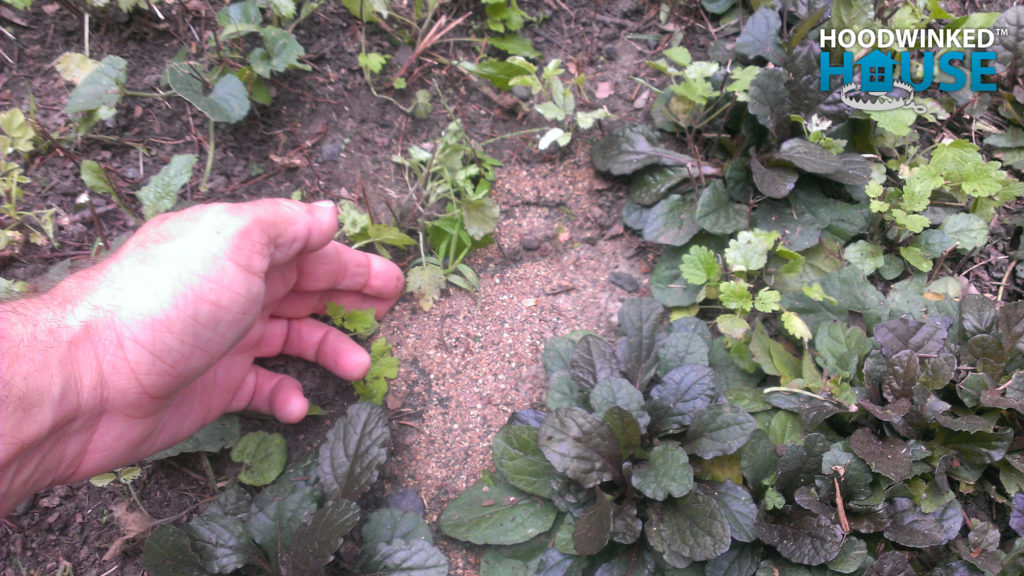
[442,287,1024,573]
[143,403,446,576]
[442,299,764,570]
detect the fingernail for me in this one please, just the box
[312,200,336,210]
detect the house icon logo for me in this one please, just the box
[858,50,897,93]
[838,49,926,112]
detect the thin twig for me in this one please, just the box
[393,12,470,82]
[961,254,1008,276]
[997,259,1019,302]
[85,197,110,249]
[199,120,215,192]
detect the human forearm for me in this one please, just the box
[0,287,93,515]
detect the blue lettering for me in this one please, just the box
[899,52,933,91]
[939,51,966,91]
[971,51,996,91]
[820,52,853,91]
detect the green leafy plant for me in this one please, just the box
[393,120,500,310]
[231,431,288,487]
[324,302,398,404]
[90,465,156,520]
[481,0,530,34]
[143,403,448,576]
[353,338,399,405]
[0,107,56,252]
[591,2,1024,365]
[80,154,198,222]
[326,301,380,340]
[337,199,417,258]
[860,139,1023,274]
[460,56,608,150]
[441,299,764,572]
[442,294,1024,573]
[208,0,313,105]
[679,228,815,342]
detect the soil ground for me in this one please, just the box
[0,0,683,574]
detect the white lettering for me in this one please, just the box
[894,28,918,48]
[877,28,894,48]
[821,26,992,51]
[820,28,837,48]
[948,28,963,47]
[858,29,876,49]
[978,29,995,48]
[838,29,856,49]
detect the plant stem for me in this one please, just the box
[105,176,144,225]
[479,127,549,147]
[199,453,218,493]
[126,481,153,518]
[122,90,167,99]
[200,121,215,192]
[85,196,110,249]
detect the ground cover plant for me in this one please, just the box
[440,1,1024,575]
[141,403,448,576]
[6,0,1024,573]
[442,295,1024,574]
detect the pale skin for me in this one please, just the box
[0,199,405,515]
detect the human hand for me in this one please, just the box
[0,199,404,512]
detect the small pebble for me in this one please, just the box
[609,271,640,292]
[521,237,542,251]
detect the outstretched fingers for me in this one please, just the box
[256,316,371,381]
[266,241,405,318]
[270,290,400,320]
[294,242,404,297]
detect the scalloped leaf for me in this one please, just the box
[166,63,250,123]
[570,334,618,392]
[64,55,127,115]
[645,492,731,564]
[231,430,287,487]
[492,424,557,499]
[279,498,361,576]
[357,538,449,576]
[142,525,207,576]
[538,407,622,488]
[439,478,558,545]
[647,364,719,435]
[630,443,693,501]
[683,403,757,459]
[754,506,844,565]
[615,297,665,390]
[138,154,197,219]
[696,180,748,234]
[883,498,963,548]
[317,402,390,501]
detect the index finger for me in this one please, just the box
[289,241,405,298]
